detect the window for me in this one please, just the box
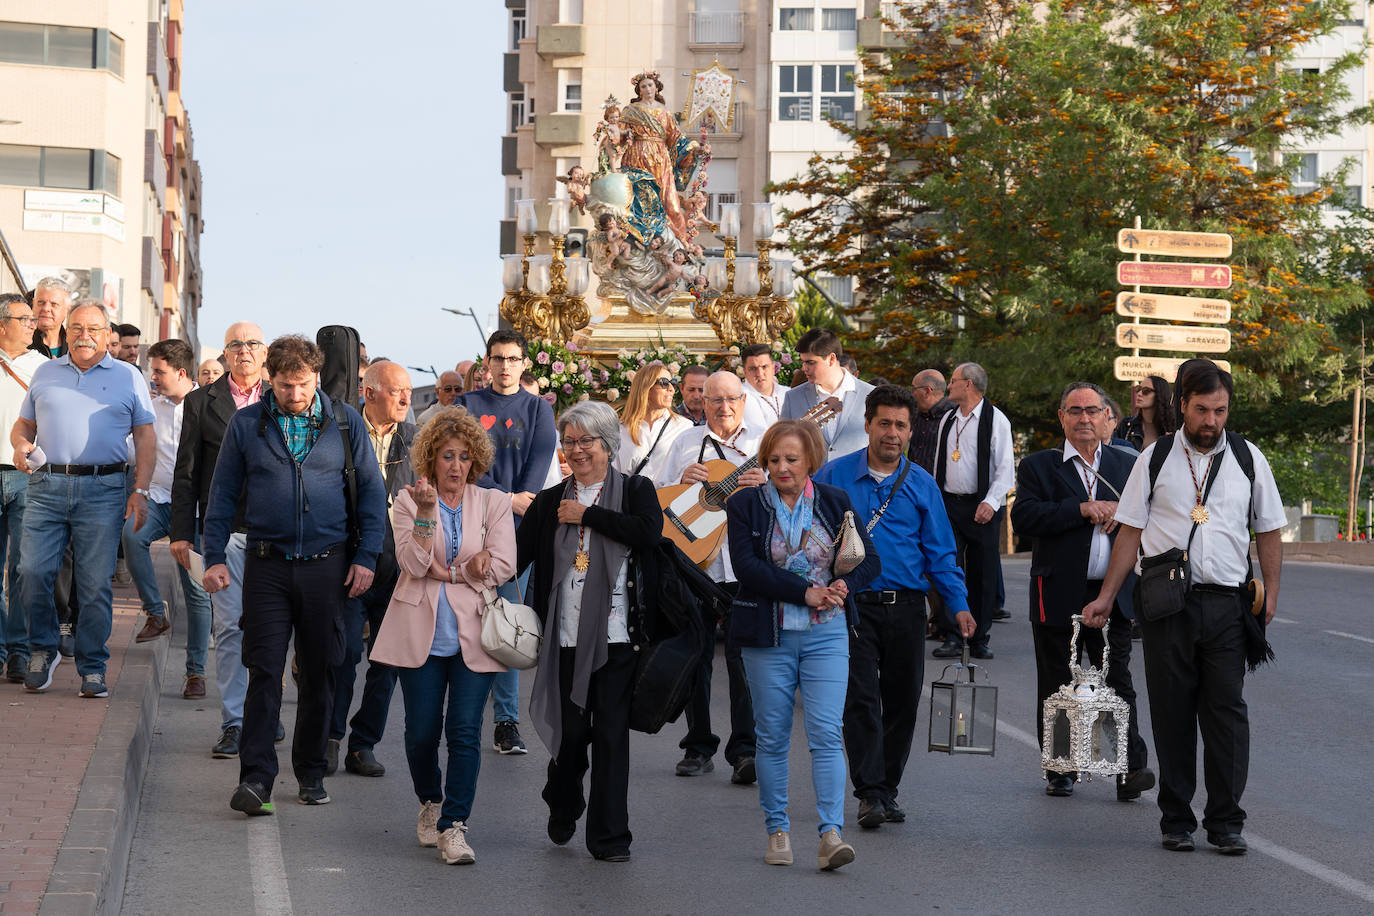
[779,65,813,121]
[509,92,527,133]
[820,64,856,125]
[560,69,583,112]
[0,144,119,194]
[815,275,854,307]
[708,191,739,223]
[821,8,857,30]
[510,12,526,49]
[559,0,584,24]
[506,185,522,219]
[1326,185,1362,210]
[0,22,123,73]
[1293,153,1318,186]
[779,8,814,30]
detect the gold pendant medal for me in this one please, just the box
[574,550,591,572]
[951,449,962,463]
[1190,504,1210,525]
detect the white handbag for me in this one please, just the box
[479,586,543,670]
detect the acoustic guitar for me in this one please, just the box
[657,398,843,567]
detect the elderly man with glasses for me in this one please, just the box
[12,302,155,697]
[418,370,464,425]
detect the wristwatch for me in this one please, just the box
[133,487,151,498]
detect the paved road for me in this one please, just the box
[121,559,1374,914]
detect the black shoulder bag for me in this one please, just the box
[1135,443,1225,622]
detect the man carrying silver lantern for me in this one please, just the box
[1083,362,1284,856]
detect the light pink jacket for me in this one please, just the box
[370,485,516,672]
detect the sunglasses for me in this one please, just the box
[651,378,676,389]
[438,385,462,393]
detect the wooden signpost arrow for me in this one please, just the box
[1115,292,1230,324]
[1117,262,1232,289]
[1115,323,1230,353]
[1117,228,1232,258]
[1115,356,1232,382]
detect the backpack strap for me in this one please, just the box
[332,398,361,557]
[1146,432,1175,503]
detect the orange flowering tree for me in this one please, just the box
[770,0,1371,437]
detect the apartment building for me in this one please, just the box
[0,0,203,353]
[499,0,863,308]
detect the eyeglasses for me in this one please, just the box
[1063,406,1105,418]
[487,355,524,364]
[68,325,107,335]
[651,378,675,389]
[371,386,412,397]
[560,436,601,451]
[2,316,36,326]
[704,395,744,407]
[438,385,463,393]
[226,339,265,352]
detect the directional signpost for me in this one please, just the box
[1116,292,1230,324]
[1117,228,1232,258]
[1115,356,1231,382]
[1117,261,1232,289]
[1115,323,1230,353]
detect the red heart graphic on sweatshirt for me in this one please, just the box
[480,415,497,430]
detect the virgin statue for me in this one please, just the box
[615,71,710,246]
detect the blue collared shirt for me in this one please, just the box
[20,353,154,465]
[814,449,969,611]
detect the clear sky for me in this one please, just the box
[181,2,505,381]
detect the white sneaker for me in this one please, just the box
[437,823,475,865]
[417,801,440,848]
[765,830,793,866]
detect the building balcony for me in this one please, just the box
[503,51,521,93]
[502,135,519,175]
[689,10,745,49]
[536,24,585,57]
[499,219,517,256]
[535,113,584,147]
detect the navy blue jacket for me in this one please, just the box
[202,395,388,571]
[725,481,881,649]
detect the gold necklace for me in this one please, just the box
[1183,447,1215,525]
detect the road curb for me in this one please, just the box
[38,552,181,916]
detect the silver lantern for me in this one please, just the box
[929,645,997,756]
[1041,615,1131,780]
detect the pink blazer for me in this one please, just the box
[370,484,516,671]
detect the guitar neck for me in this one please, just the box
[704,402,836,499]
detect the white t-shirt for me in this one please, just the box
[657,421,763,583]
[0,350,48,466]
[558,480,631,647]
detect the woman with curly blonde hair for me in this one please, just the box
[616,361,690,481]
[371,408,515,866]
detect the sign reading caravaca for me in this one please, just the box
[1115,323,1230,353]
[1114,356,1232,382]
[1115,292,1230,324]
[1117,228,1232,259]
[1116,261,1232,290]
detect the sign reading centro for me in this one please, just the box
[1116,323,1230,353]
[1117,228,1232,258]
[1116,292,1230,324]
[1114,356,1232,383]
[1118,261,1232,289]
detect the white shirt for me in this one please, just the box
[742,379,789,434]
[0,350,47,466]
[617,412,691,481]
[558,480,630,647]
[417,401,450,426]
[938,398,1015,509]
[148,394,186,503]
[814,368,855,402]
[1115,432,1286,586]
[657,420,763,583]
[1063,441,1111,580]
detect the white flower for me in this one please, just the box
[607,388,621,400]
[668,361,681,374]
[577,392,590,402]
[537,376,550,389]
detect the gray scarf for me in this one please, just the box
[530,466,629,756]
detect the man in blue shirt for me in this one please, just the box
[815,385,975,828]
[11,302,155,698]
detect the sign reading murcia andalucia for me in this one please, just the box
[1114,356,1231,382]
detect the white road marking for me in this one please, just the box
[1324,629,1374,645]
[1270,616,1298,625]
[997,705,1374,903]
[248,814,293,916]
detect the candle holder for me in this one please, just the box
[701,200,797,346]
[499,198,592,346]
[1040,616,1131,780]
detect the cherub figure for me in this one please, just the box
[558,165,591,215]
[594,101,627,172]
[684,190,717,232]
[648,248,690,297]
[597,212,631,265]
[688,272,710,302]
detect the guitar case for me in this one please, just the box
[316,325,362,405]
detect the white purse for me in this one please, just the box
[479,587,543,670]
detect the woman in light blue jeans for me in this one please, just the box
[725,419,879,870]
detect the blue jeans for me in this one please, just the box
[741,616,850,836]
[0,469,29,665]
[489,576,522,722]
[398,652,494,831]
[121,499,212,676]
[21,470,126,676]
[211,534,249,729]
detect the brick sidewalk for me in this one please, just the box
[0,560,170,916]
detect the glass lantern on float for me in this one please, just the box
[696,200,797,346]
[498,197,591,345]
[929,645,997,756]
[1041,615,1131,780]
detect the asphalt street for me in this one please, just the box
[120,558,1374,914]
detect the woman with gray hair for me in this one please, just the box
[515,400,664,863]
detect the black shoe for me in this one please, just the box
[325,738,340,775]
[547,815,575,846]
[297,780,330,805]
[1045,774,1075,797]
[275,720,286,743]
[857,798,886,829]
[57,624,75,659]
[932,638,963,659]
[1117,768,1156,801]
[493,720,527,754]
[993,607,1011,620]
[211,725,241,758]
[230,781,274,816]
[730,756,756,785]
[969,644,994,659]
[675,752,714,776]
[345,747,386,777]
[1207,832,1247,855]
[884,799,906,823]
[593,849,631,862]
[1161,832,1194,852]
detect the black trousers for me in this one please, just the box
[240,550,348,791]
[843,593,925,803]
[1032,594,1148,776]
[542,644,636,857]
[942,495,1002,648]
[330,565,399,750]
[1139,589,1249,836]
[681,581,755,764]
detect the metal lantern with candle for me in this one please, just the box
[698,200,797,347]
[498,197,592,346]
[1040,615,1131,780]
[928,645,998,756]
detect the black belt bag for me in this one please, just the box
[1136,547,1190,621]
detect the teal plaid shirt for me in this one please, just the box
[266,390,322,463]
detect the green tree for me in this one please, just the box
[770,0,1370,439]
[782,282,845,348]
